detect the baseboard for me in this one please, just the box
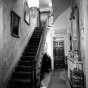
[3,26,35,88]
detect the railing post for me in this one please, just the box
[32,60,36,88]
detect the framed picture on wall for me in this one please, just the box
[24,1,30,25]
[11,10,20,38]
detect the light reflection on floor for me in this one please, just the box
[40,71,52,88]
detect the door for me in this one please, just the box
[53,41,65,68]
[58,46,64,65]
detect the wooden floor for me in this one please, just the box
[40,68,71,88]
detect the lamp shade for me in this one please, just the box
[27,0,39,8]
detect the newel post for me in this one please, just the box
[32,60,36,88]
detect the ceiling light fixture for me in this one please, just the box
[27,0,39,18]
[49,2,52,7]
[27,0,39,8]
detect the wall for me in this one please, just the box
[0,1,3,87]
[53,7,71,56]
[70,0,88,87]
[52,0,71,21]
[53,7,71,30]
[2,0,37,87]
[80,0,88,88]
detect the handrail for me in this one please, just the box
[35,27,45,61]
[31,21,48,88]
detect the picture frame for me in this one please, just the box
[11,10,20,38]
[24,1,30,25]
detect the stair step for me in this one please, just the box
[33,32,42,34]
[24,48,37,52]
[27,44,39,47]
[7,86,32,88]
[28,42,39,45]
[12,72,31,79]
[15,66,32,72]
[20,56,35,61]
[31,34,41,37]
[29,40,40,43]
[33,30,42,33]
[8,79,31,87]
[26,47,38,50]
[18,61,32,66]
[31,36,41,38]
[34,29,43,32]
[35,27,43,29]
[23,52,36,56]
[30,39,40,41]
[30,37,41,40]
[26,45,38,49]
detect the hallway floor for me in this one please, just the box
[40,68,71,88]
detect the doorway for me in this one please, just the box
[53,40,65,68]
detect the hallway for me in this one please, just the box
[1,0,88,88]
[41,68,71,88]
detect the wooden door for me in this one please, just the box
[54,41,65,68]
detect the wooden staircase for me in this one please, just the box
[7,27,44,88]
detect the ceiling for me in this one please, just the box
[39,0,71,21]
[39,0,52,12]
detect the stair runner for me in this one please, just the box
[7,27,43,88]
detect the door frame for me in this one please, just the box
[0,5,3,88]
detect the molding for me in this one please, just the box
[3,25,36,88]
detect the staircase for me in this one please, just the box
[7,27,44,88]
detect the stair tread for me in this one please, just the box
[25,47,37,49]
[13,71,31,74]
[18,61,31,63]
[33,34,41,36]
[31,36,41,38]
[16,65,32,68]
[9,79,31,85]
[15,66,32,72]
[23,52,36,54]
[20,56,35,61]
[28,44,39,46]
[21,56,35,58]
[7,86,32,88]
[28,43,39,45]
[18,61,32,68]
[24,48,37,52]
[26,45,38,48]
[15,66,32,69]
[23,52,36,56]
[12,72,32,79]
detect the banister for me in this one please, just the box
[31,20,48,88]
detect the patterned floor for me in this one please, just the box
[40,68,71,88]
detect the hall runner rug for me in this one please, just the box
[47,68,71,88]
